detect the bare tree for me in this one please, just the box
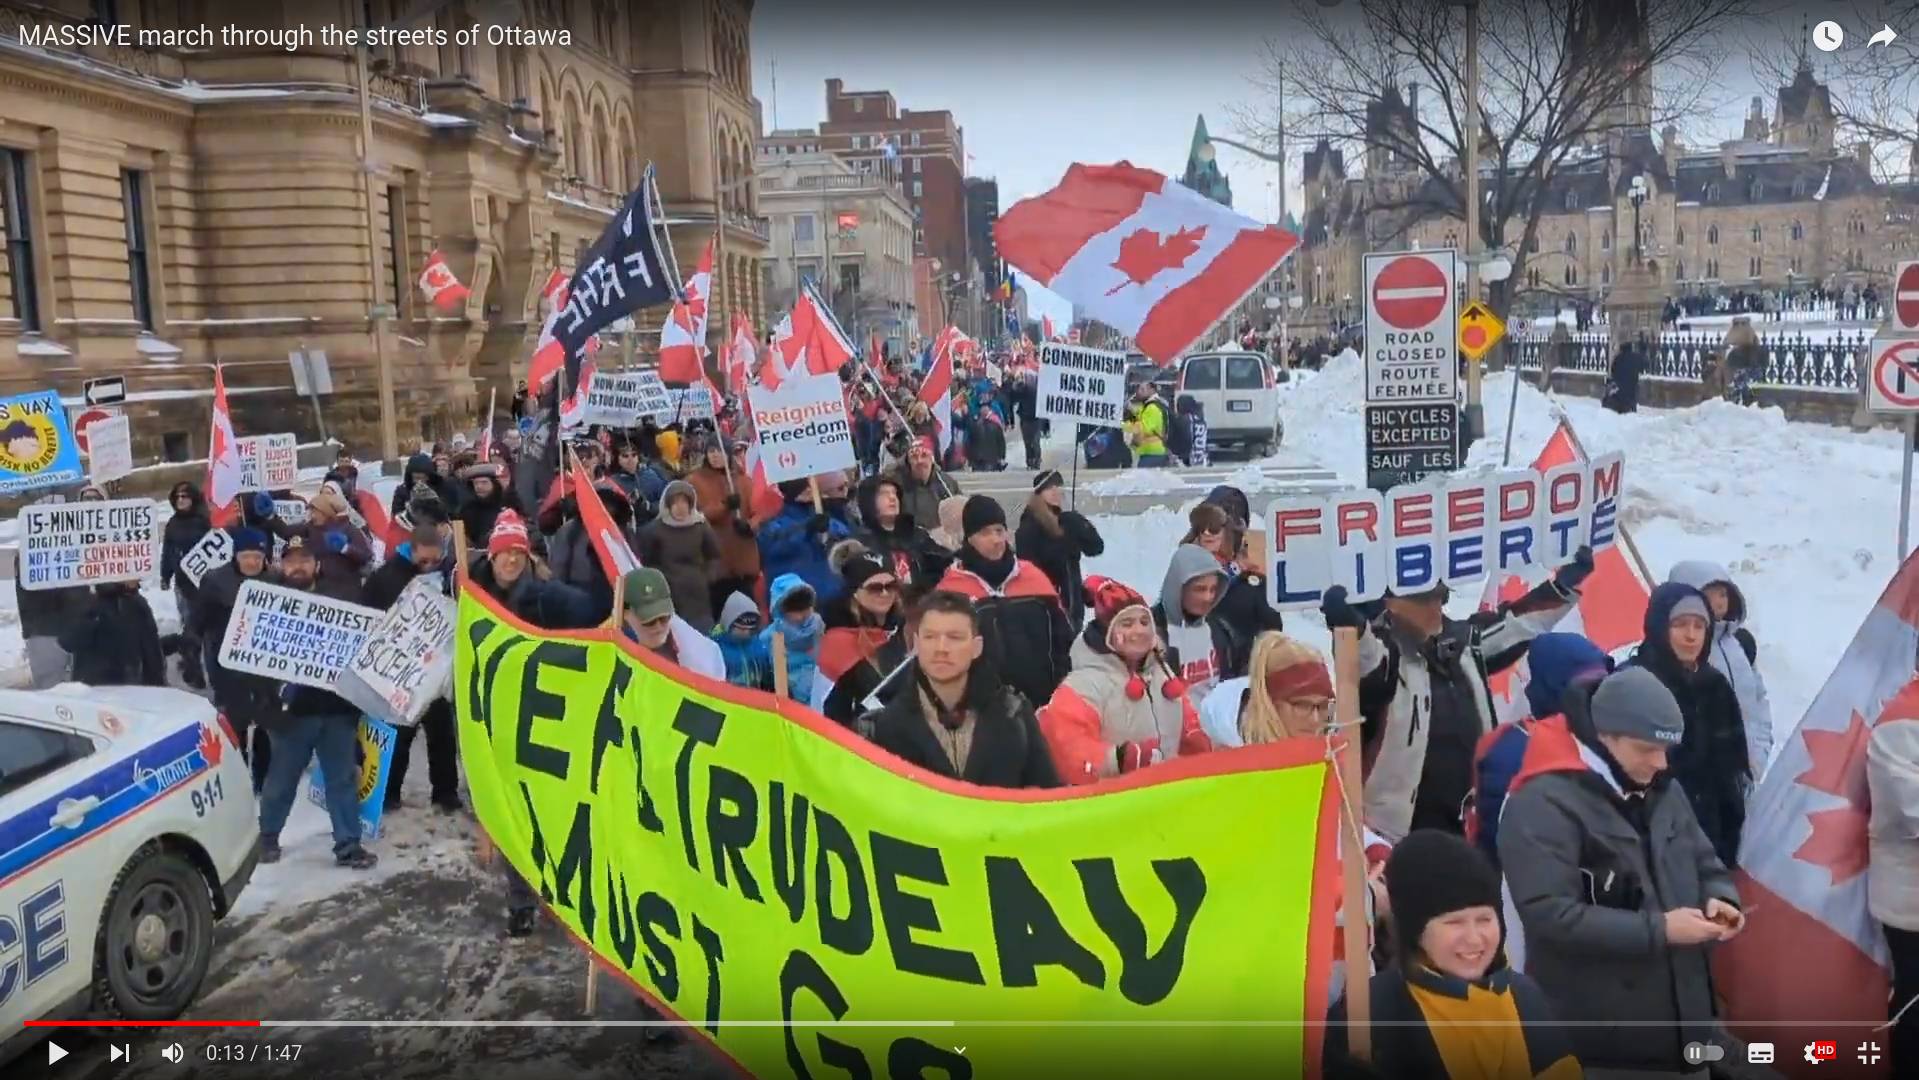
[1233,0,1756,319]
[1747,1,1919,182]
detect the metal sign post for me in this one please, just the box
[1903,417,1916,560]
[1867,330,1919,557]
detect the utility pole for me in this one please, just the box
[355,43,399,463]
[1462,0,1485,440]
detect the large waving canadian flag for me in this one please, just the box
[774,282,856,379]
[995,162,1298,365]
[417,249,470,313]
[206,364,243,527]
[526,269,572,390]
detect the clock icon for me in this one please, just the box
[1813,20,1844,51]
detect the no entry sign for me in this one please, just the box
[1896,262,1919,332]
[1870,335,1919,412]
[1364,249,1458,404]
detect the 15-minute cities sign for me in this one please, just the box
[1364,250,1459,404]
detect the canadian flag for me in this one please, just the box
[205,364,243,527]
[996,162,1298,365]
[685,238,713,338]
[659,298,707,384]
[919,326,958,454]
[725,313,757,394]
[418,249,470,314]
[774,284,856,379]
[1068,326,1082,345]
[559,352,598,432]
[527,269,572,389]
[1480,420,1651,722]
[1715,550,1919,1075]
[570,455,642,588]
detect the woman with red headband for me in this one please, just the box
[1038,576,1211,784]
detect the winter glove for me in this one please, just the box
[1116,739,1161,775]
[1320,585,1366,631]
[1554,545,1596,591]
[160,579,171,591]
[324,530,350,554]
[731,519,756,539]
[807,514,831,536]
[250,492,276,518]
[724,494,743,512]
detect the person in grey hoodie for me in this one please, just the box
[1499,666,1746,1074]
[1666,559,1773,780]
[1149,543,1238,708]
[636,479,721,631]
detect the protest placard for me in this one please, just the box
[179,528,234,587]
[581,371,671,427]
[0,389,85,495]
[1267,455,1626,610]
[18,497,160,590]
[308,716,397,842]
[87,414,133,484]
[749,372,855,483]
[237,433,298,491]
[665,385,715,422]
[272,498,309,525]
[1037,344,1128,425]
[218,580,382,689]
[336,576,456,727]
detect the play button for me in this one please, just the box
[1372,256,1450,330]
[48,1041,67,1065]
[1897,262,1919,330]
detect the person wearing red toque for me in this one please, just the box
[1038,576,1210,784]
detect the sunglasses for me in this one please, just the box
[860,580,900,595]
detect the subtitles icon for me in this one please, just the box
[1805,1039,1838,1064]
[1748,1042,1774,1064]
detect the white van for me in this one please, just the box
[1174,351,1282,457]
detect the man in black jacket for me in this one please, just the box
[59,581,165,688]
[853,474,949,600]
[363,523,462,814]
[256,536,377,869]
[191,527,278,792]
[159,481,213,688]
[870,591,1061,789]
[1007,372,1043,469]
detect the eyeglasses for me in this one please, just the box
[860,580,900,595]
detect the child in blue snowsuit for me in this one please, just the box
[711,590,773,692]
[760,573,824,701]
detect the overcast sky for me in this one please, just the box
[750,0,1871,329]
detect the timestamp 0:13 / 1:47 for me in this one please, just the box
[201,1043,304,1063]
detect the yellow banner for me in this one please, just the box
[455,586,1339,1077]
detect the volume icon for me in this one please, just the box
[161,1043,184,1063]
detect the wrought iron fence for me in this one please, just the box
[1510,329,1867,392]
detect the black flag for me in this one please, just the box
[555,171,675,395]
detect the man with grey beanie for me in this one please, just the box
[1499,666,1748,1076]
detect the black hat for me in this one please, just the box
[841,550,891,590]
[961,495,1007,538]
[1032,469,1065,494]
[1384,830,1503,967]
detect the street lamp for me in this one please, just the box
[1628,175,1649,264]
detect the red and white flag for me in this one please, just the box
[919,326,958,454]
[1068,326,1082,344]
[1480,421,1651,722]
[1043,314,1056,341]
[1716,551,1919,1074]
[995,162,1298,365]
[206,364,243,528]
[725,313,757,394]
[685,238,713,338]
[418,249,470,314]
[570,456,642,588]
[659,298,707,384]
[527,269,571,389]
[477,388,497,461]
[559,352,598,432]
[774,285,856,379]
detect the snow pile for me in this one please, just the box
[1085,468,1187,496]
[1275,350,1367,484]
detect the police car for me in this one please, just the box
[0,686,258,1063]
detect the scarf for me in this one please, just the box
[956,543,1017,590]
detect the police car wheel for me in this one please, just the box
[93,844,216,1020]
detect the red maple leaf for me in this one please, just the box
[1794,804,1870,885]
[199,722,225,768]
[1795,710,1872,808]
[1107,225,1207,295]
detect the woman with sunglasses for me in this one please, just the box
[817,546,910,731]
[1181,500,1285,678]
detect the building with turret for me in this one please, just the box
[1180,116,1233,207]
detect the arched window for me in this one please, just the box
[1565,232,1577,255]
[1601,229,1611,251]
[1601,264,1611,285]
[1707,224,1719,245]
[1790,219,1804,241]
[1675,258,1685,280]
[565,97,585,180]
[1749,255,1761,277]
[1750,222,1762,243]
[1563,264,1578,286]
[1564,189,1579,211]
[1705,183,1720,202]
[1676,224,1685,244]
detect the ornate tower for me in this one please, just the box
[1566,0,1653,147]
[1181,115,1234,207]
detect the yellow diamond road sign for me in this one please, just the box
[1458,301,1506,362]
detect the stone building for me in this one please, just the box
[0,0,766,472]
[810,78,968,283]
[1294,46,1919,329]
[753,147,917,350]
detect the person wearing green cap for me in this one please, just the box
[620,567,724,681]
